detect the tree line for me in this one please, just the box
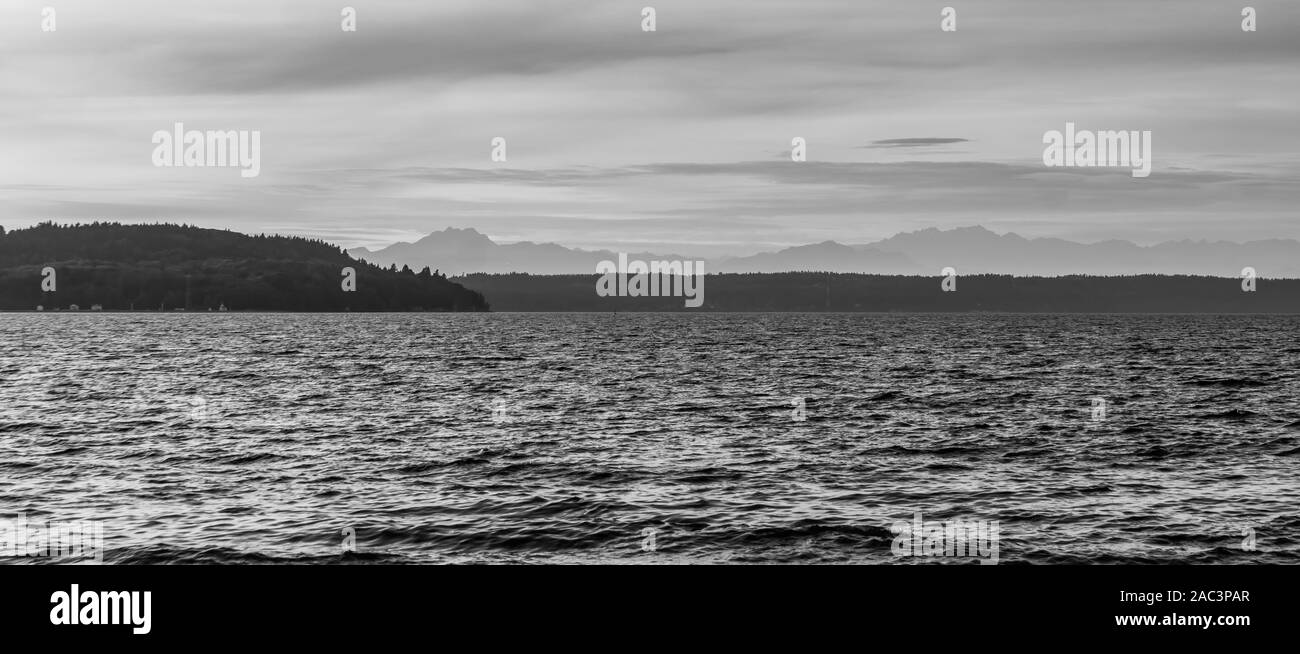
[0,222,489,311]
[455,272,1300,312]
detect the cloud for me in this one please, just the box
[865,138,970,148]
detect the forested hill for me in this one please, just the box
[456,272,1300,312]
[0,222,489,311]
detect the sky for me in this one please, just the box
[0,0,1296,256]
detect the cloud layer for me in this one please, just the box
[1,0,1296,254]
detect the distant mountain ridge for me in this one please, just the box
[858,226,1300,277]
[352,226,1300,277]
[352,227,690,275]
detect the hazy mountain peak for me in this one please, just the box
[416,227,494,246]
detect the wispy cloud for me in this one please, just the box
[865,138,970,148]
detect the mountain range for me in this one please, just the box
[350,226,1300,277]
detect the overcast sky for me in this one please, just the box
[1,0,1296,255]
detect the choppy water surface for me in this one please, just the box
[1,313,1298,564]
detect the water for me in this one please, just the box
[1,313,1298,564]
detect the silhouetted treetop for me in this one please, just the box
[0,222,489,312]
